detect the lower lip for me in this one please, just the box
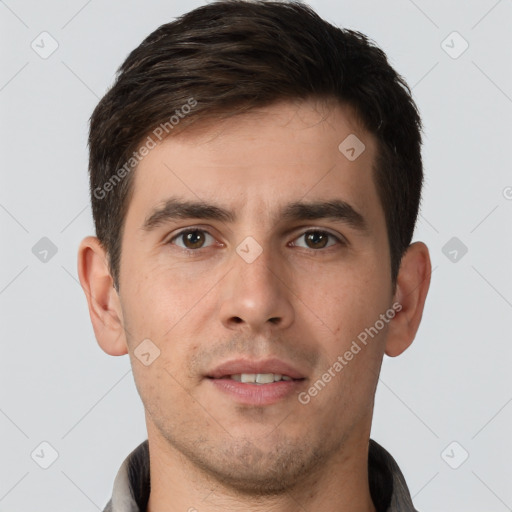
[208,378,304,405]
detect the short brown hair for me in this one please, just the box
[88,0,423,291]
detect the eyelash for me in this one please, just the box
[166,227,345,254]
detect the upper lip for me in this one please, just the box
[207,358,306,380]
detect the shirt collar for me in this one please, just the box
[103,438,418,512]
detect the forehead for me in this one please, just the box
[125,99,383,230]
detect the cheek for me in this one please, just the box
[298,259,391,342]
[130,359,185,433]
[122,262,194,335]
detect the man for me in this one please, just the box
[77,1,431,511]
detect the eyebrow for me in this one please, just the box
[141,196,368,233]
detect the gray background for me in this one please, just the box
[1,0,511,510]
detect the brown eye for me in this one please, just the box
[170,229,215,250]
[183,230,205,249]
[305,231,328,249]
[293,230,340,250]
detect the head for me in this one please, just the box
[79,0,430,496]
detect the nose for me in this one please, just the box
[218,246,295,334]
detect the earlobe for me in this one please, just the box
[77,236,128,356]
[385,241,431,357]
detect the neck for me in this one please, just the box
[145,425,376,512]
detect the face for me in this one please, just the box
[117,99,394,493]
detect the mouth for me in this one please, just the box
[215,373,296,383]
[205,359,307,405]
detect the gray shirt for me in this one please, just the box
[103,438,418,511]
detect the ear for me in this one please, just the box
[385,241,431,357]
[77,236,128,356]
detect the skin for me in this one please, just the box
[78,98,431,512]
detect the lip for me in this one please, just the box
[209,378,304,405]
[206,357,306,380]
[205,358,307,406]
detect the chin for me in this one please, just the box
[180,435,327,496]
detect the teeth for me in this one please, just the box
[256,373,274,384]
[229,373,293,384]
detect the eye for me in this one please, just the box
[291,229,342,250]
[169,229,217,250]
